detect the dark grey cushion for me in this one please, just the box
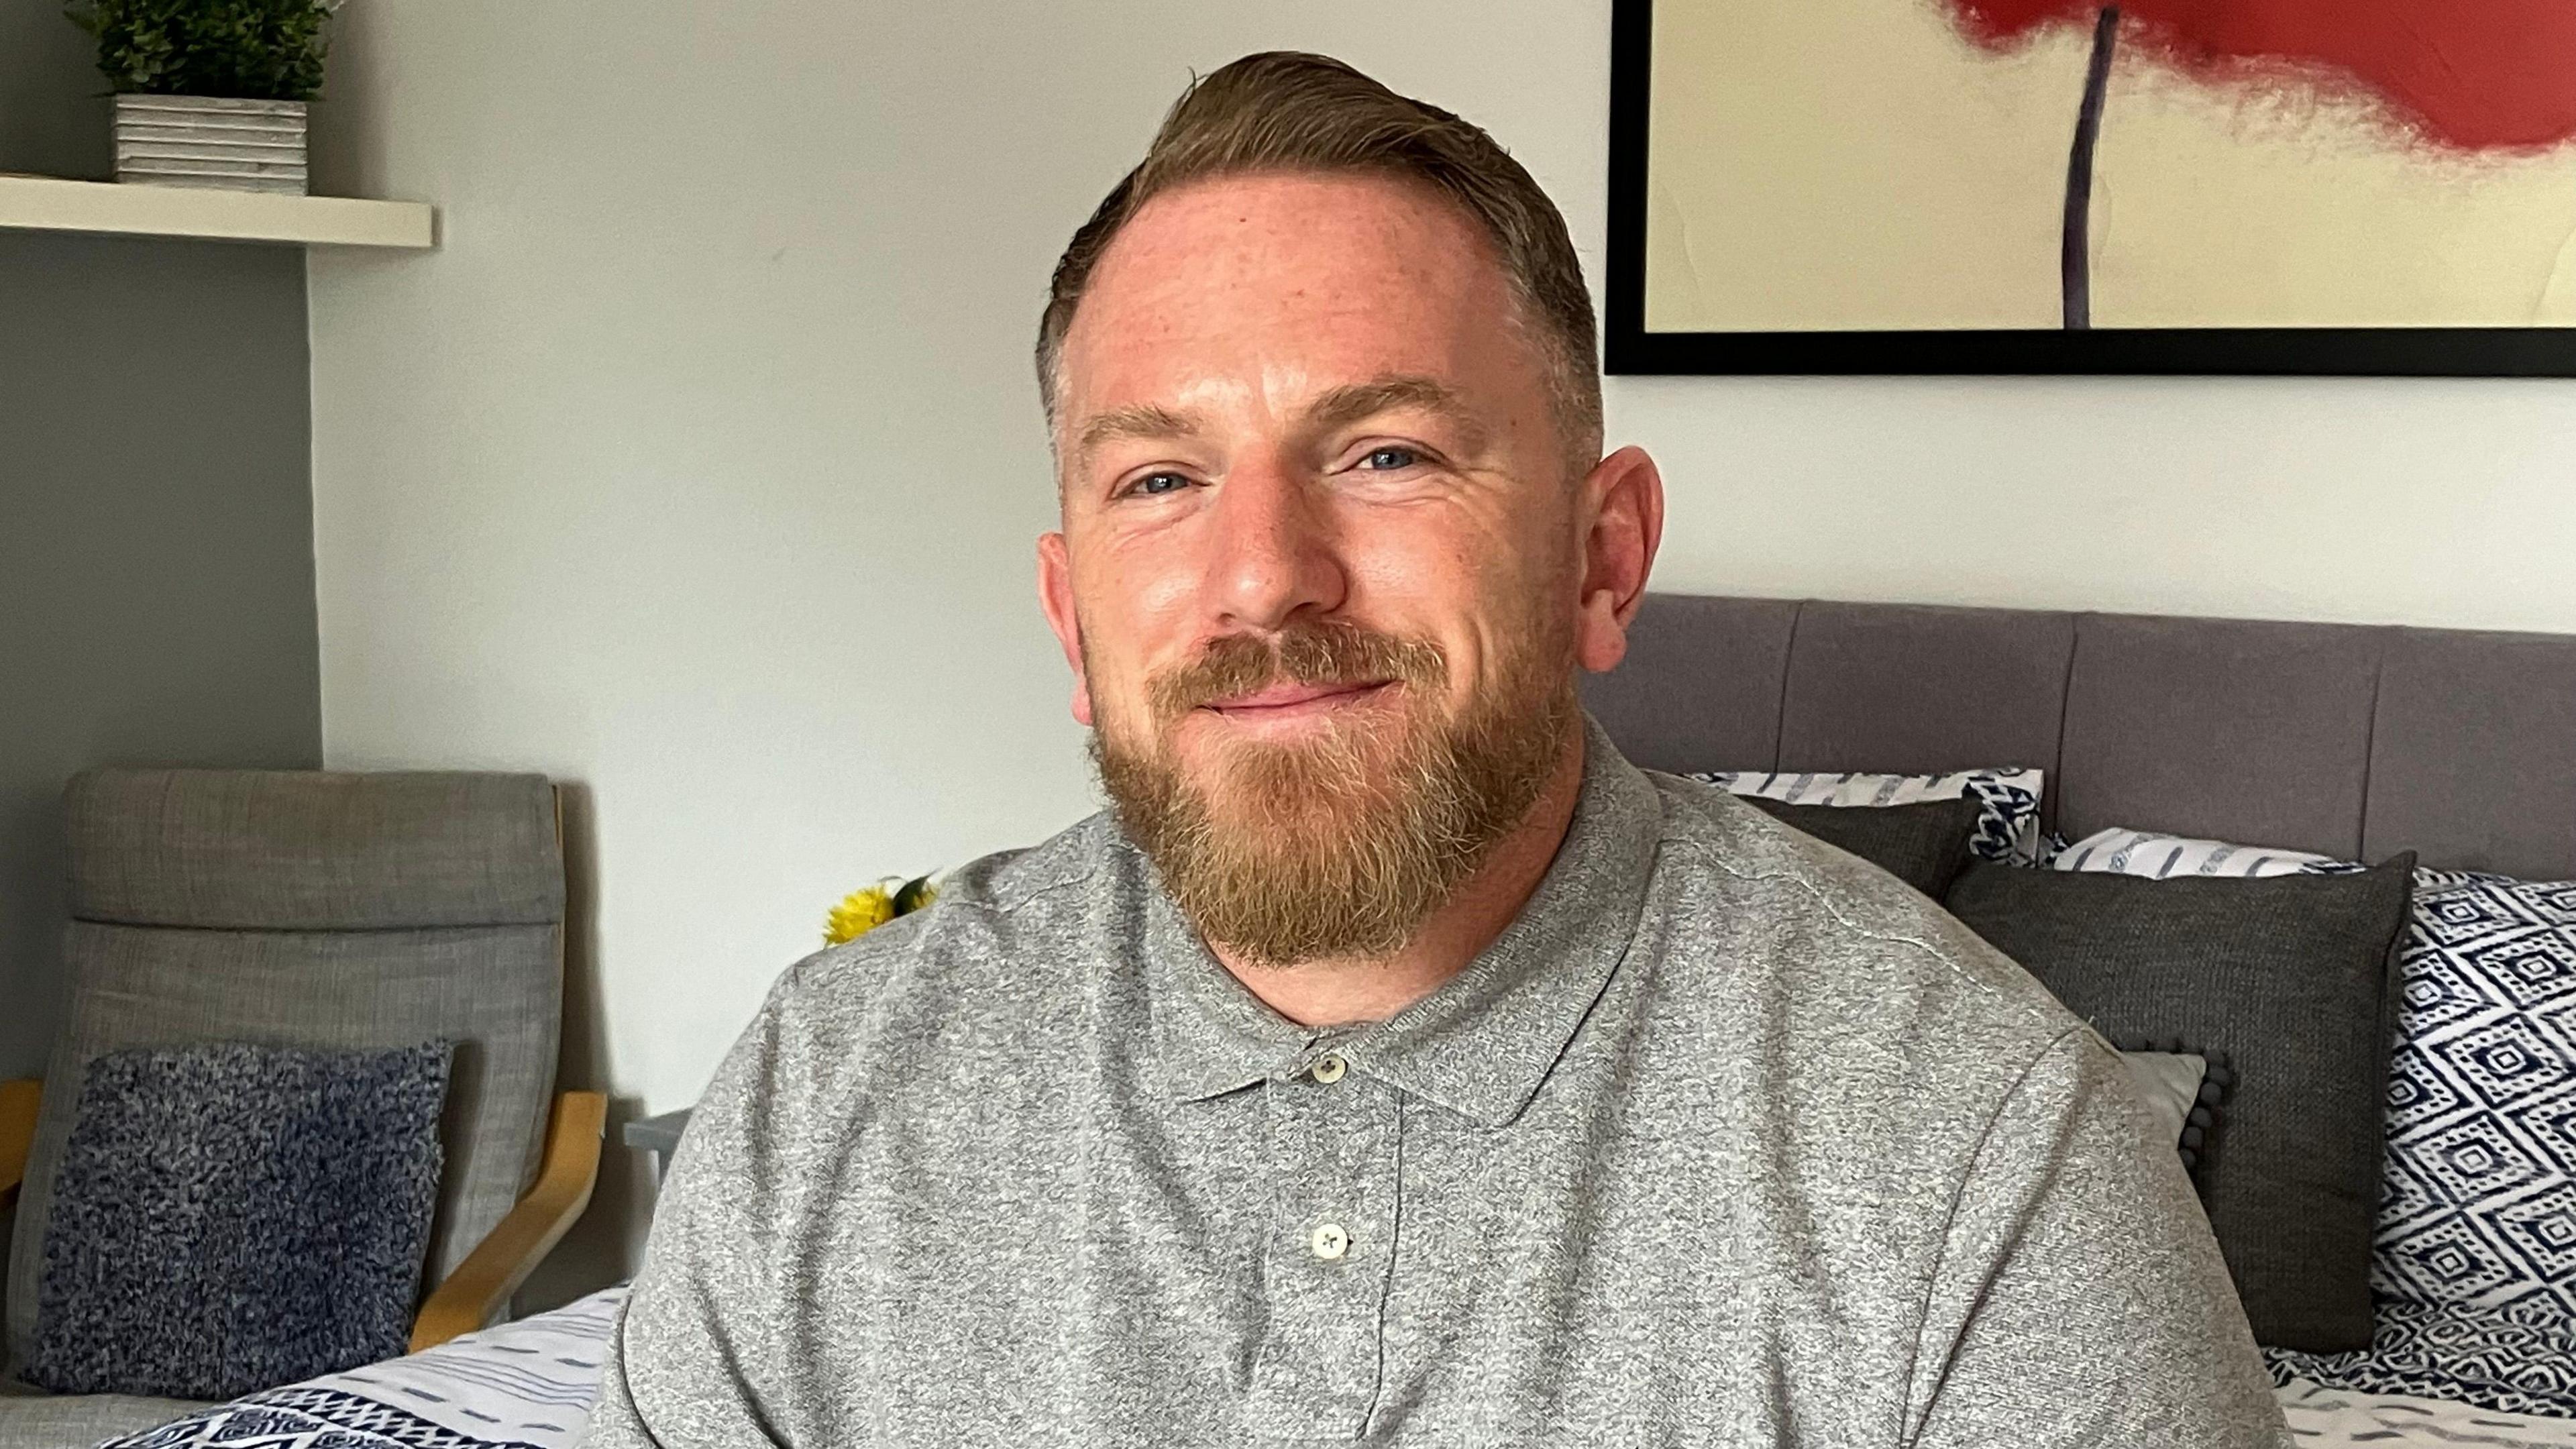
[23,1041,450,1401]
[1943,857,2416,1352]
[1737,796,1982,898]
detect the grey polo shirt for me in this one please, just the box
[585,724,2287,1447]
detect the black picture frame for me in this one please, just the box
[1603,0,2576,378]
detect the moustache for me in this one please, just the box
[1146,622,1448,721]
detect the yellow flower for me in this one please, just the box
[823,871,945,945]
[824,882,898,945]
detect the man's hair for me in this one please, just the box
[1036,51,1603,467]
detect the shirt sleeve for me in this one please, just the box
[1907,1026,2290,1449]
[579,983,801,1449]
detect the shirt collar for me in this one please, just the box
[1142,714,1664,1128]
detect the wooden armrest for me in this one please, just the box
[409,1089,606,1352]
[0,1079,38,1208]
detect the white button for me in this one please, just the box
[1310,1053,1347,1084]
[1310,1222,1350,1260]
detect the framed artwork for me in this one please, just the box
[1605,0,2576,374]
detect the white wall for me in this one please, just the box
[307,0,2576,1287]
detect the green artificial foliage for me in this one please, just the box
[67,0,337,102]
[891,874,940,917]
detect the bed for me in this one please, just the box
[106,594,2576,1448]
[99,1287,2576,1449]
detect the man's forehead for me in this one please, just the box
[1055,172,1526,436]
[1126,166,1480,247]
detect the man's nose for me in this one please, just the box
[1205,458,1347,631]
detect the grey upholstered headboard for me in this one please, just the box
[1578,594,2576,881]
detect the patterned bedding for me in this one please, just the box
[103,1289,624,1449]
[96,1283,2576,1448]
[2281,1377,2576,1447]
[2270,1299,2576,1424]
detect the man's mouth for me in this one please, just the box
[1199,680,1395,716]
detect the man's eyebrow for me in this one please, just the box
[1075,403,1200,462]
[1303,375,1486,450]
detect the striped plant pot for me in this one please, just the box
[113,95,308,195]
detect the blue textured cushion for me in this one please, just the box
[24,1040,452,1400]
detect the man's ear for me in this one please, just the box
[1572,445,1664,675]
[1036,532,1095,727]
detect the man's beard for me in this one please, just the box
[1091,617,1576,967]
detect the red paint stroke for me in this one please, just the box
[1948,0,2576,151]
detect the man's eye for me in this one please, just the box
[1359,446,1421,471]
[1126,471,1190,498]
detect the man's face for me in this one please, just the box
[1036,171,1597,964]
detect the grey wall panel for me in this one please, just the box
[2057,614,2383,859]
[2365,629,2576,881]
[0,230,321,1081]
[1776,602,2077,826]
[1599,594,2576,878]
[1579,594,1797,775]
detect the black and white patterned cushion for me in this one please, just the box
[2373,871,2576,1316]
[2051,828,2368,879]
[1686,768,2046,866]
[101,1287,623,1449]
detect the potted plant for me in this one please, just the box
[66,0,339,195]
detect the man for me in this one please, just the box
[587,52,2286,1447]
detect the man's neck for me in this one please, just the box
[1211,728,1591,1030]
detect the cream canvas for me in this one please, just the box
[1629,0,2576,339]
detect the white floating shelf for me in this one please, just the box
[0,173,433,249]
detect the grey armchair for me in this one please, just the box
[0,769,606,1447]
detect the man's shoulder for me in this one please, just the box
[662,817,1143,1224]
[744,812,1137,1085]
[1635,769,2077,1046]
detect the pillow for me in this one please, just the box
[1734,794,1984,897]
[2373,870,2576,1317]
[1943,856,2417,1352]
[2115,1044,2235,1189]
[26,1040,453,1401]
[1688,768,2046,866]
[2121,1051,2205,1150]
[101,1286,627,1449]
[2053,827,2365,879]
[2058,838,2576,1320]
